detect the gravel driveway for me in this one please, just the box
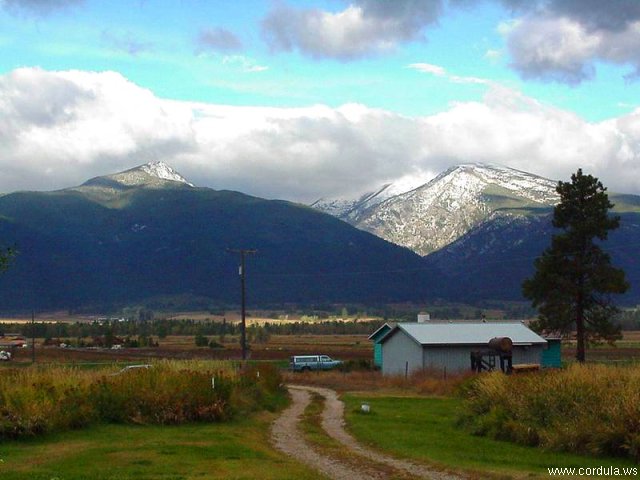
[271,384,464,480]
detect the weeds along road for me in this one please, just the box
[271,385,463,480]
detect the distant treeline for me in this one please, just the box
[1,318,385,340]
[4,308,637,342]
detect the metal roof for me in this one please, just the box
[382,322,547,346]
[367,322,395,341]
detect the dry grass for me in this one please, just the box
[0,360,284,440]
[461,363,640,460]
[285,368,471,396]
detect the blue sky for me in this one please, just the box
[0,0,638,200]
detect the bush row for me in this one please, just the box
[0,360,284,440]
[459,364,640,460]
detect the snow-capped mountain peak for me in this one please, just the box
[71,161,194,205]
[80,161,194,190]
[313,163,559,256]
[138,161,194,187]
[428,163,558,205]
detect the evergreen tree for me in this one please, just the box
[194,333,209,347]
[0,246,15,273]
[523,169,629,362]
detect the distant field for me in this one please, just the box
[562,330,640,363]
[3,309,640,365]
[1,332,374,364]
[5,330,640,365]
[0,310,376,325]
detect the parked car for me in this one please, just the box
[290,354,342,372]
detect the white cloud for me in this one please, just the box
[484,49,503,62]
[262,0,443,60]
[506,16,604,84]
[499,3,640,83]
[221,55,269,73]
[0,68,639,202]
[407,63,446,76]
[408,62,491,85]
[259,0,640,82]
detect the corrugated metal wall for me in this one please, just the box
[423,346,469,372]
[512,346,544,365]
[381,331,423,375]
[423,345,544,373]
[382,333,545,375]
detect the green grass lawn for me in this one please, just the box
[343,395,638,479]
[0,413,318,480]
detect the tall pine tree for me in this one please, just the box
[0,246,14,273]
[523,169,628,362]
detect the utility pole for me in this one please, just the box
[31,310,35,363]
[227,248,257,361]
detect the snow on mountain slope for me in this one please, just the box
[311,175,428,222]
[313,163,559,256]
[99,161,194,188]
[138,161,195,187]
[311,183,395,219]
[70,161,194,205]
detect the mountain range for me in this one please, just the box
[0,162,438,311]
[0,161,637,311]
[313,162,640,303]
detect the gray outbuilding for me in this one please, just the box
[378,321,547,376]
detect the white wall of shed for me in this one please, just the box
[381,330,423,376]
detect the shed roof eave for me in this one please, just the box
[368,322,394,341]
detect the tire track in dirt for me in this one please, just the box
[271,384,464,480]
[271,387,386,480]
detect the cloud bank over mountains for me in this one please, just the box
[1,68,638,201]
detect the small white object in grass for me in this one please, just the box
[212,377,215,390]
[361,403,370,413]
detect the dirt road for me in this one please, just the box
[271,385,463,480]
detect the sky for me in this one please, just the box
[0,0,639,202]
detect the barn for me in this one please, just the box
[377,321,547,376]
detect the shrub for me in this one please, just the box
[0,360,284,440]
[460,364,640,460]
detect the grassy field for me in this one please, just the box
[2,332,374,364]
[342,395,638,479]
[0,412,319,480]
